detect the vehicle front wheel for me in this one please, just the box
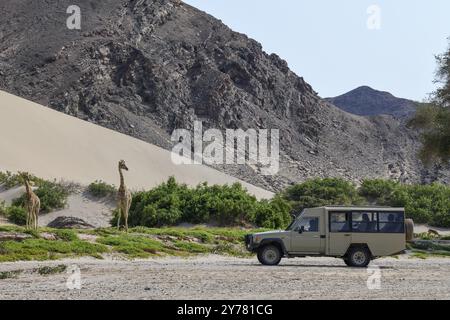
[257,245,282,266]
[346,247,371,268]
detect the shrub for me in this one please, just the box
[111,177,291,229]
[6,206,27,225]
[88,181,116,198]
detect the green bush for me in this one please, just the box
[111,177,291,229]
[5,206,27,225]
[88,181,116,198]
[359,179,400,205]
[13,180,69,213]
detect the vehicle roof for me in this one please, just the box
[317,206,405,211]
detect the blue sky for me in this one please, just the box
[184,0,450,101]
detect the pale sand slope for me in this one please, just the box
[0,186,114,227]
[0,90,272,199]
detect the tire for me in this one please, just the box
[405,219,414,242]
[257,245,282,266]
[343,258,352,266]
[346,247,371,268]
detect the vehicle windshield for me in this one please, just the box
[286,210,305,231]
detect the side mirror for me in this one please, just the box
[298,226,305,234]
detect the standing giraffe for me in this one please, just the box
[20,172,40,230]
[117,160,132,232]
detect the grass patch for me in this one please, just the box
[0,270,22,280]
[36,264,67,275]
[0,239,108,262]
[54,229,78,242]
[0,226,264,262]
[96,234,170,258]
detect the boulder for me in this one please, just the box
[47,216,95,229]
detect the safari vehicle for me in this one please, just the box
[245,206,414,267]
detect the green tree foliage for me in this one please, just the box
[409,41,450,165]
[282,178,364,215]
[282,178,450,228]
[359,179,450,227]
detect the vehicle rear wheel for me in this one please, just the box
[405,219,414,242]
[343,258,352,266]
[346,247,371,268]
[257,245,282,266]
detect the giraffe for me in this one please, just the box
[20,172,40,230]
[117,160,132,232]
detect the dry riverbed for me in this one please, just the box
[0,255,449,300]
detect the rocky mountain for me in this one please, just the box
[326,86,417,119]
[0,0,448,191]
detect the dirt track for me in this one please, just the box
[0,255,449,300]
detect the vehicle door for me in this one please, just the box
[291,214,325,253]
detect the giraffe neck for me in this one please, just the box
[119,168,125,189]
[24,181,32,199]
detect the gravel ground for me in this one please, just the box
[0,255,449,300]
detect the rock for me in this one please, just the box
[47,217,95,229]
[39,232,57,240]
[0,232,33,241]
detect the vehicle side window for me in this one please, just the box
[352,211,377,233]
[296,217,319,232]
[330,212,350,232]
[379,212,404,233]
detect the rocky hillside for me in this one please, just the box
[326,86,417,119]
[0,0,448,190]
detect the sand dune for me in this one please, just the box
[0,90,272,199]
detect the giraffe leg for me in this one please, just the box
[117,208,121,230]
[31,205,35,230]
[34,208,38,230]
[26,205,31,229]
[36,202,40,230]
[125,200,131,233]
[124,210,128,233]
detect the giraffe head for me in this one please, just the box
[18,171,34,185]
[118,160,129,171]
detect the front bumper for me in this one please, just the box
[244,234,259,252]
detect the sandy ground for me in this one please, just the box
[37,193,114,228]
[0,255,449,300]
[0,186,114,228]
[0,90,272,200]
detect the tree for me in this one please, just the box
[409,40,450,165]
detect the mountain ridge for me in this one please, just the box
[325,86,417,119]
[0,0,448,190]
